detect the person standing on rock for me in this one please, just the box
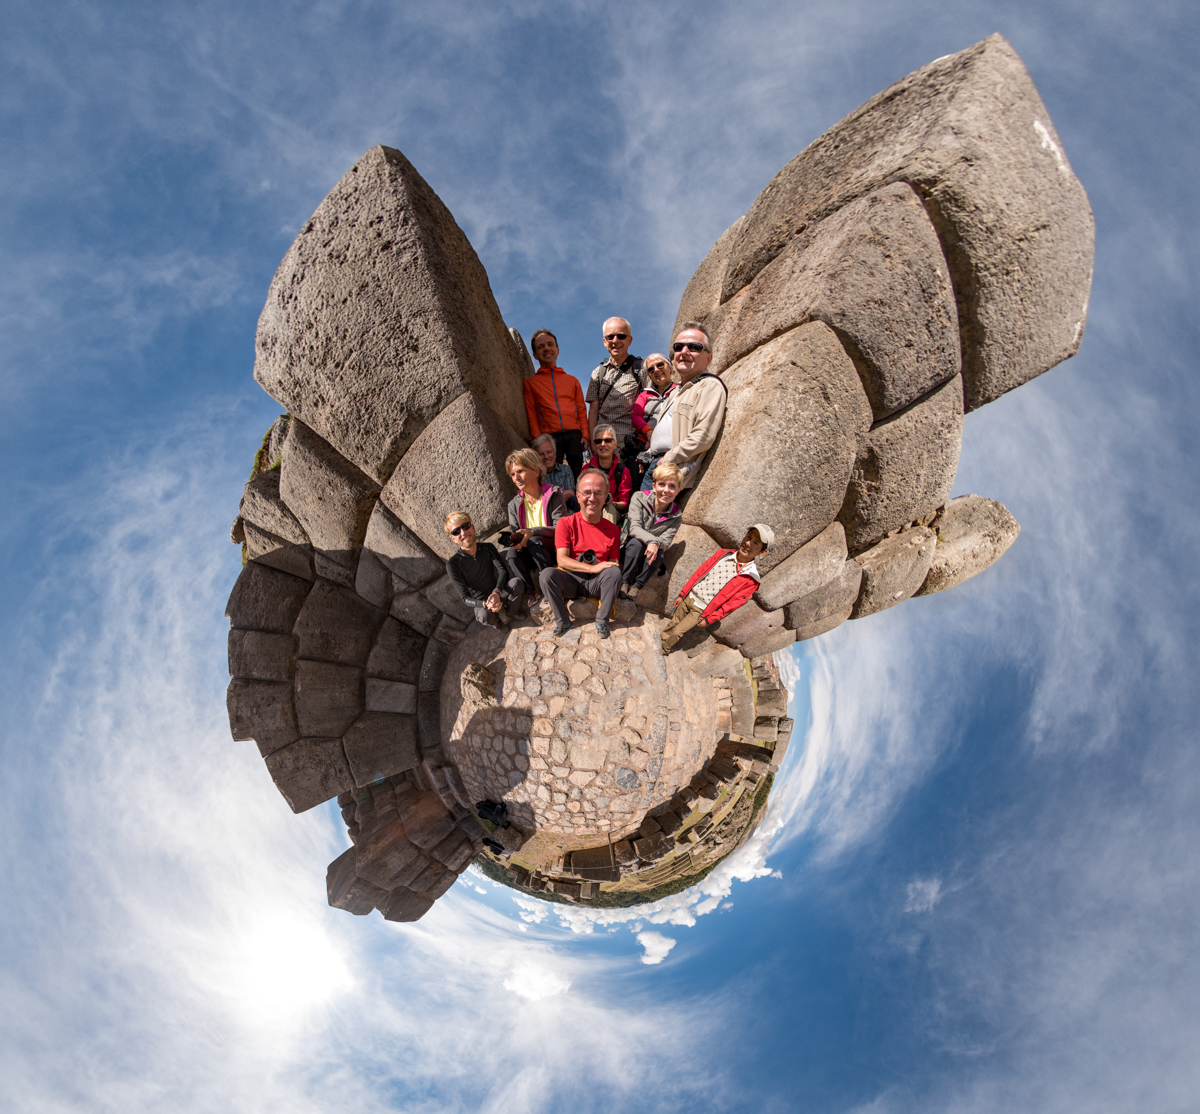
[661,524,774,653]
[503,448,567,607]
[640,322,727,492]
[444,512,525,628]
[630,352,677,487]
[578,424,633,522]
[586,317,644,462]
[524,328,589,480]
[620,461,683,601]
[540,470,623,640]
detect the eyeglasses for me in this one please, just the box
[647,362,671,372]
[450,523,474,536]
[672,341,708,353]
[604,332,629,341]
[594,437,615,444]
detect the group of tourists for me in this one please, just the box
[443,317,772,655]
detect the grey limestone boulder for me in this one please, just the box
[228,630,296,683]
[243,522,315,581]
[838,375,964,551]
[327,846,387,915]
[343,711,421,787]
[755,521,848,611]
[672,216,744,335]
[664,524,722,611]
[293,579,387,666]
[683,322,872,571]
[279,420,381,585]
[422,574,476,624]
[362,502,444,590]
[264,737,355,813]
[240,469,309,546]
[365,678,418,715]
[785,559,863,632]
[354,548,393,610]
[709,183,960,419]
[740,629,798,658]
[366,617,428,684]
[850,526,937,618]
[254,145,531,483]
[294,660,363,737]
[226,679,298,756]
[391,590,442,637]
[717,34,1094,413]
[916,494,1021,595]
[225,562,311,635]
[380,392,526,561]
[382,889,435,922]
[713,601,788,654]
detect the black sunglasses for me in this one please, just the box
[647,361,671,372]
[672,341,708,353]
[450,522,474,536]
[604,332,629,341]
[594,437,615,444]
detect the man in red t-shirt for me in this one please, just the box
[539,470,623,638]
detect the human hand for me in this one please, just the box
[485,592,502,612]
[645,543,659,563]
[698,617,708,627]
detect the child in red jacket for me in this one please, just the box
[661,524,774,653]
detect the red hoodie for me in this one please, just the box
[676,549,762,623]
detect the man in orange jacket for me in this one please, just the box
[524,329,589,479]
[661,524,774,653]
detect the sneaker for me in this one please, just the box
[625,584,640,600]
[553,621,571,637]
[595,619,611,639]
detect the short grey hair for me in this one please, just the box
[674,320,712,351]
[531,433,556,451]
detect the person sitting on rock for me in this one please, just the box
[620,461,683,601]
[630,353,677,490]
[532,433,577,512]
[503,447,567,607]
[443,511,525,629]
[524,328,589,480]
[579,424,633,522]
[539,469,623,639]
[661,524,774,654]
[641,322,727,492]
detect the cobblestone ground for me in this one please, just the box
[440,612,721,839]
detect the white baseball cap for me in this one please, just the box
[750,524,774,547]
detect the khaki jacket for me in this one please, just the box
[663,373,727,489]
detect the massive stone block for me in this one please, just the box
[243,522,315,581]
[342,711,421,786]
[917,494,1021,595]
[294,660,363,737]
[226,679,298,756]
[664,525,722,611]
[264,737,355,813]
[240,469,310,546]
[784,559,863,632]
[327,846,387,915]
[717,35,1094,412]
[380,392,527,561]
[850,527,936,618]
[755,521,848,611]
[838,375,964,551]
[225,563,311,635]
[254,145,531,483]
[709,183,960,419]
[713,601,787,655]
[366,617,428,684]
[362,502,444,590]
[293,579,387,666]
[228,630,296,683]
[673,216,744,334]
[683,322,872,571]
[278,420,381,584]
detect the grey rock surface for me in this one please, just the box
[683,322,872,571]
[363,501,444,590]
[365,678,418,715]
[228,630,296,683]
[850,527,937,618]
[243,521,315,581]
[717,35,1093,413]
[672,216,744,336]
[240,469,310,545]
[710,183,960,419]
[380,392,526,561]
[916,494,1021,595]
[265,737,355,813]
[366,617,428,684]
[254,145,531,483]
[293,579,387,665]
[279,420,380,582]
[785,559,863,630]
[225,563,311,635]
[294,659,364,737]
[342,711,421,786]
[226,679,298,756]
[838,375,964,551]
[755,521,848,611]
[664,524,722,610]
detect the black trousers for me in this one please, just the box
[620,536,666,588]
[551,429,584,481]
[503,536,555,598]
[539,565,623,625]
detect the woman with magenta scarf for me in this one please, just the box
[502,447,567,607]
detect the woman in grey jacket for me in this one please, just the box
[619,460,683,600]
[503,447,567,604]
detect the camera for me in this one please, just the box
[497,530,516,548]
[578,549,597,565]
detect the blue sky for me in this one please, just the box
[2,1,1198,1111]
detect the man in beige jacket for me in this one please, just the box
[643,321,727,490]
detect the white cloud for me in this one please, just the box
[904,878,943,915]
[502,960,572,1000]
[636,931,677,966]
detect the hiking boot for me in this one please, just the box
[595,619,611,639]
[553,620,571,637]
[625,584,640,601]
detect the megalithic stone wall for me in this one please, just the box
[224,34,1092,923]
